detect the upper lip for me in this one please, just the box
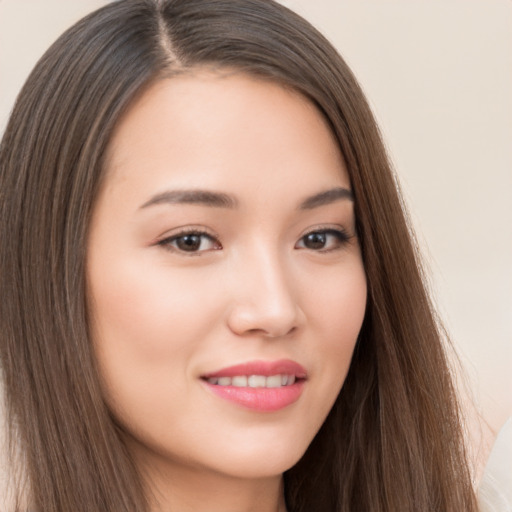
[201,359,307,379]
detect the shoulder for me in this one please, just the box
[478,417,512,512]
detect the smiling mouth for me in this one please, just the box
[204,374,298,388]
[200,360,307,411]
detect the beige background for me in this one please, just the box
[1,0,511,481]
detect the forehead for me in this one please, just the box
[102,69,349,202]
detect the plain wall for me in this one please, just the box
[1,0,511,475]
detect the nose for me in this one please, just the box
[226,247,305,338]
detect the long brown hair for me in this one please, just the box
[0,1,477,510]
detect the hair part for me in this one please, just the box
[0,1,477,510]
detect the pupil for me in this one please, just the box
[178,235,201,251]
[305,232,326,249]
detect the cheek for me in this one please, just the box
[305,256,367,346]
[301,258,367,410]
[87,257,223,417]
[89,258,219,358]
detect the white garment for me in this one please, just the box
[479,417,512,512]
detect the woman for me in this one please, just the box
[0,0,478,510]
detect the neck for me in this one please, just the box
[143,460,287,512]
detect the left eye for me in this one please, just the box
[158,232,220,253]
[296,229,349,251]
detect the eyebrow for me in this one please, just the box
[139,186,353,210]
[298,187,353,209]
[140,189,238,209]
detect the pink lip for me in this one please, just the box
[201,359,307,412]
[201,359,307,379]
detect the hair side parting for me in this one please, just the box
[0,1,478,511]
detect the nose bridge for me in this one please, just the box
[252,243,294,307]
[227,240,301,337]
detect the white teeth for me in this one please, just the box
[248,375,266,388]
[207,374,298,388]
[266,375,282,388]
[231,376,247,387]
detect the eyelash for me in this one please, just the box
[157,229,220,255]
[296,228,351,252]
[156,227,351,255]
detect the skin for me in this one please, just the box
[87,70,367,512]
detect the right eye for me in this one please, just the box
[157,231,221,253]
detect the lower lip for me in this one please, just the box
[203,380,305,412]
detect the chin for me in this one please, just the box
[206,438,309,480]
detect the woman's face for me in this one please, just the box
[87,70,367,482]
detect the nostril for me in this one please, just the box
[241,324,297,339]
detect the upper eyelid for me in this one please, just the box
[298,228,350,241]
[299,224,351,238]
[153,224,352,247]
[155,226,220,244]
[296,227,353,249]
[156,231,221,256]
